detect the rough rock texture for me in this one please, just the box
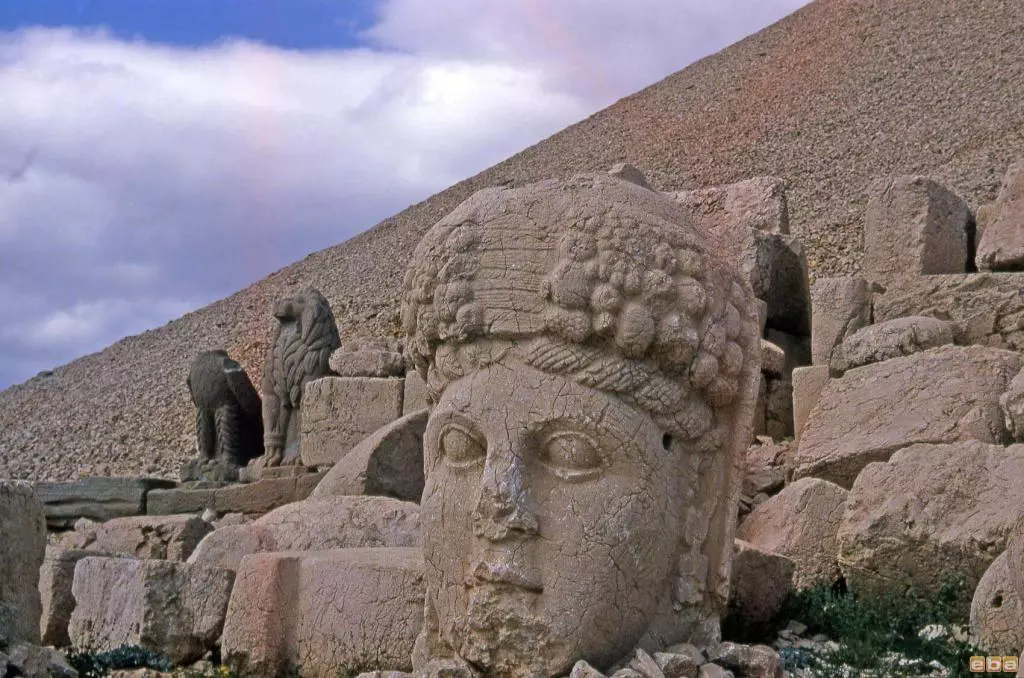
[186,495,421,572]
[6,0,1024,481]
[311,409,427,502]
[793,345,1021,488]
[299,377,405,468]
[57,514,212,561]
[222,548,425,677]
[403,371,430,414]
[976,159,1024,271]
[40,547,125,648]
[0,481,46,647]
[1001,367,1024,441]
[838,441,1024,615]
[705,643,783,678]
[146,472,324,516]
[829,315,955,375]
[329,342,406,378]
[736,477,848,589]
[33,478,177,529]
[872,272,1024,350]
[970,550,1024,654]
[791,365,829,446]
[862,175,972,290]
[723,541,794,639]
[810,276,872,366]
[68,556,234,665]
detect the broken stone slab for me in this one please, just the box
[976,160,1024,271]
[403,370,429,414]
[873,272,1024,350]
[68,556,234,665]
[810,276,872,366]
[33,477,177,529]
[59,514,212,561]
[299,376,405,468]
[668,176,790,235]
[737,477,848,589]
[793,345,1021,488]
[221,548,425,677]
[723,541,795,640]
[1001,367,1024,441]
[311,409,427,502]
[838,441,1024,616]
[863,175,972,291]
[705,642,784,678]
[146,473,324,517]
[329,344,406,378]
[1,643,77,678]
[40,546,129,647]
[742,439,790,500]
[1,481,46,648]
[970,549,1024,654]
[760,340,785,377]
[829,315,955,376]
[187,495,421,572]
[791,365,829,447]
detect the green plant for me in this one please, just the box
[780,577,992,677]
[65,644,174,677]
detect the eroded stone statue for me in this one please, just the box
[401,171,762,676]
[261,287,341,466]
[186,350,264,470]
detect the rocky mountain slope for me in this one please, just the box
[3,0,1024,480]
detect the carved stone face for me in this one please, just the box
[422,355,684,675]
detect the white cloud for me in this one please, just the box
[0,0,810,389]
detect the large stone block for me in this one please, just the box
[187,495,421,572]
[791,365,829,446]
[69,556,234,665]
[40,547,117,647]
[312,409,427,502]
[737,477,848,589]
[300,377,405,467]
[976,160,1024,271]
[970,550,1024,654]
[0,481,46,647]
[222,548,425,677]
[724,540,794,639]
[403,371,429,415]
[863,175,972,290]
[838,441,1024,615]
[793,345,1020,488]
[60,514,212,561]
[829,316,955,375]
[872,273,1024,351]
[147,473,324,517]
[33,477,176,529]
[810,276,871,366]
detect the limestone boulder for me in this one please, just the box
[40,546,128,647]
[838,441,1024,614]
[312,409,427,502]
[970,550,1024,654]
[737,477,848,589]
[863,175,971,290]
[403,370,430,414]
[976,160,1024,271]
[187,495,421,572]
[829,316,955,375]
[760,340,785,377]
[69,557,234,665]
[0,481,46,648]
[705,643,783,678]
[793,345,1020,488]
[300,376,405,467]
[810,276,872,366]
[724,540,794,639]
[329,341,406,378]
[222,548,424,677]
[791,365,829,446]
[1001,367,1024,441]
[59,514,212,561]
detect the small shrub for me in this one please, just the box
[66,644,174,677]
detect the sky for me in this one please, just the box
[0,0,811,390]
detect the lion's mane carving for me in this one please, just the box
[261,287,341,466]
[186,349,264,466]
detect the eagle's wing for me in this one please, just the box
[222,357,262,422]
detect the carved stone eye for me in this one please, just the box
[439,425,486,468]
[540,431,604,481]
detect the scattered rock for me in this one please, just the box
[725,541,795,639]
[706,642,783,678]
[59,514,212,561]
[829,316,955,375]
[810,276,871,366]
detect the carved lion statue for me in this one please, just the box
[186,349,264,467]
[261,286,341,466]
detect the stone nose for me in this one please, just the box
[471,445,539,542]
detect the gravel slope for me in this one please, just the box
[4,0,1024,481]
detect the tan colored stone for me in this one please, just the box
[61,514,212,561]
[329,345,406,378]
[404,174,761,676]
[970,550,1024,653]
[33,477,176,530]
[810,276,871,366]
[1001,367,1024,441]
[863,175,971,290]
[300,376,405,467]
[737,477,848,589]
[69,556,234,665]
[222,548,424,677]
[976,160,1024,271]
[39,547,129,647]
[838,441,1024,614]
[724,541,794,639]
[655,647,702,678]
[187,495,421,572]
[608,163,653,190]
[146,473,324,517]
[793,345,1020,488]
[760,341,785,377]
[697,665,729,678]
[403,370,430,415]
[0,481,46,648]
[791,365,829,446]
[705,643,782,678]
[829,316,955,375]
[764,329,810,377]
[742,439,789,501]
[312,409,427,502]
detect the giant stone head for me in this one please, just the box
[401,171,761,677]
